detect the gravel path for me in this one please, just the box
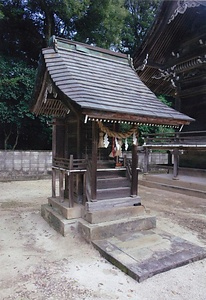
[0,179,206,300]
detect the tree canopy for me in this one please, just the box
[0,0,160,149]
[121,0,160,54]
[0,55,52,149]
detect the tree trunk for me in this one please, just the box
[12,128,20,150]
[4,127,12,150]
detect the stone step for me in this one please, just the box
[82,205,146,224]
[86,196,141,211]
[97,186,130,200]
[78,214,156,242]
[48,197,83,219]
[41,204,79,236]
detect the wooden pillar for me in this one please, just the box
[52,118,57,198]
[52,168,56,197]
[143,147,149,173]
[82,173,86,205]
[59,170,64,201]
[68,155,74,207]
[91,121,98,201]
[173,148,179,179]
[64,121,69,199]
[131,144,138,196]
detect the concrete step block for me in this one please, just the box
[82,205,146,224]
[86,196,141,211]
[48,197,83,219]
[78,214,156,242]
[41,204,79,236]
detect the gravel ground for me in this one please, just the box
[0,179,206,300]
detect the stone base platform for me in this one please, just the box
[41,204,80,236]
[78,213,156,242]
[140,173,206,199]
[41,197,206,282]
[93,228,206,282]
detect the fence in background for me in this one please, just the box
[0,151,52,180]
[0,150,168,180]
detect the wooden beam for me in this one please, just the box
[52,118,57,198]
[131,144,138,197]
[173,148,179,179]
[91,121,98,200]
[82,110,191,126]
[69,155,74,207]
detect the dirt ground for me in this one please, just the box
[0,179,206,300]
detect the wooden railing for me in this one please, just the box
[52,155,87,207]
[53,156,87,170]
[143,130,206,149]
[142,130,206,176]
[85,159,92,202]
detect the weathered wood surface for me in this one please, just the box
[131,145,138,196]
[143,130,206,150]
[91,121,98,201]
[53,157,87,170]
[32,37,193,126]
[133,1,206,130]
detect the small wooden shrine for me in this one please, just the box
[31,36,192,236]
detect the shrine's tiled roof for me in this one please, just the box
[31,36,193,126]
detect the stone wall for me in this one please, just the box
[0,151,52,180]
[0,150,168,181]
[125,151,168,170]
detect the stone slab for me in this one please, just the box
[78,215,156,242]
[82,205,147,224]
[85,196,141,211]
[41,204,78,236]
[48,197,83,219]
[93,228,206,282]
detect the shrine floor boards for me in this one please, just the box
[93,228,206,282]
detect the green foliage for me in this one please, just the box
[0,56,51,149]
[121,0,160,54]
[138,95,175,145]
[75,0,127,48]
[0,0,164,149]
[0,1,43,65]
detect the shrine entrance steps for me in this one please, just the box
[96,168,131,200]
[41,196,206,282]
[78,199,155,242]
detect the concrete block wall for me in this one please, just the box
[123,151,168,171]
[149,152,168,165]
[0,150,168,180]
[0,151,52,180]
